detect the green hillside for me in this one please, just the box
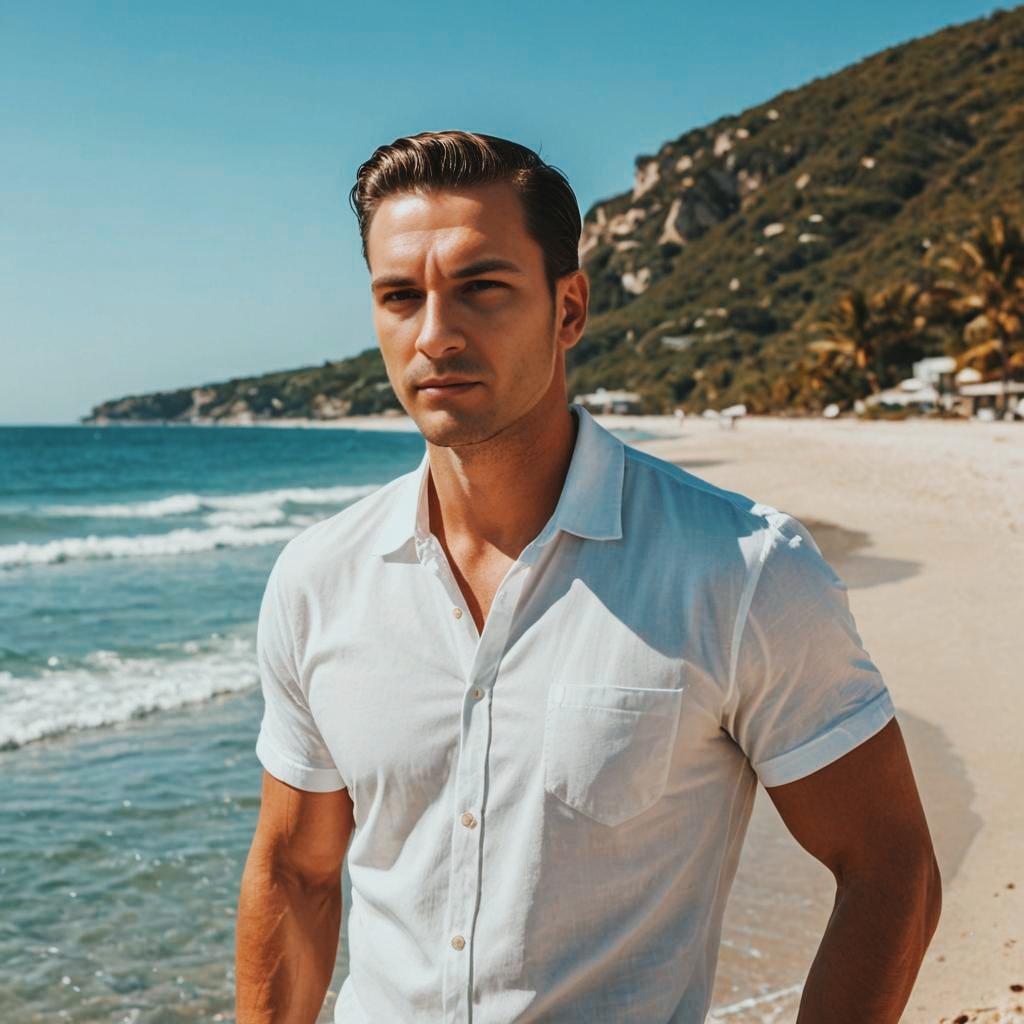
[83,5,1024,423]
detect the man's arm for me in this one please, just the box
[236,769,355,1024]
[765,718,942,1024]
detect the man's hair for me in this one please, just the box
[348,130,582,298]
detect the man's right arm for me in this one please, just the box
[236,769,355,1024]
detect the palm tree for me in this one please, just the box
[806,283,927,399]
[806,289,879,394]
[924,212,1024,413]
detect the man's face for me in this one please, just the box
[366,181,584,448]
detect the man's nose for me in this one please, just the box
[414,292,465,361]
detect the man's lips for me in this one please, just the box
[416,381,481,397]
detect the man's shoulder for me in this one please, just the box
[621,444,793,547]
[620,447,837,630]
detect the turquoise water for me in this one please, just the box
[1,424,430,1020]
[0,425,427,749]
[1,422,817,1023]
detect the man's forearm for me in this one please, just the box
[235,845,342,1024]
[796,860,941,1023]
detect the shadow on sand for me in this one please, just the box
[795,517,921,590]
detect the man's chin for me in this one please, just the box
[411,408,496,449]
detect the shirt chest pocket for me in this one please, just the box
[542,683,686,827]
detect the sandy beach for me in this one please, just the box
[5,413,1019,1021]
[249,408,1024,1018]
[627,414,1023,1023]
[249,408,1023,1019]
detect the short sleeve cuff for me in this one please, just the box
[256,729,346,793]
[754,689,897,788]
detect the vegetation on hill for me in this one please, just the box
[568,5,1024,414]
[786,212,1024,411]
[83,6,1024,424]
[84,349,397,424]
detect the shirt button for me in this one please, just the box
[453,607,463,619]
[471,687,483,700]
[451,934,466,951]
[461,811,477,828]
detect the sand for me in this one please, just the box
[627,414,1023,1023]
[263,407,1023,1020]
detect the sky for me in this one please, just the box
[1,0,1006,424]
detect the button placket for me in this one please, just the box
[442,558,533,1024]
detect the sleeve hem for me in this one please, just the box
[256,730,347,793]
[755,689,896,788]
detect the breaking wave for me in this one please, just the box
[0,524,302,568]
[0,482,383,568]
[0,634,260,750]
[39,483,379,519]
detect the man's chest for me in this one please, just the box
[297,550,735,832]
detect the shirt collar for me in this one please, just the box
[368,402,625,557]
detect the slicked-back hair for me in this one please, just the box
[348,130,582,299]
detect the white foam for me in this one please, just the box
[0,523,302,568]
[709,983,803,1020]
[203,507,287,528]
[0,482,387,568]
[46,494,205,518]
[0,635,259,750]
[204,484,379,511]
[43,483,380,519]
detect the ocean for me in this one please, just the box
[0,423,825,1023]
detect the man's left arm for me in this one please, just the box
[765,716,942,1024]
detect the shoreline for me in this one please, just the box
[75,411,691,437]
[73,409,1020,441]
[4,415,1021,1020]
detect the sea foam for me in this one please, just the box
[0,524,302,568]
[0,634,260,750]
[0,482,382,568]
[41,483,380,519]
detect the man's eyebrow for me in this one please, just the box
[371,258,525,291]
[450,258,525,280]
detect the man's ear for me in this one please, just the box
[557,269,589,352]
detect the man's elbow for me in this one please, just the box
[247,832,343,899]
[903,837,942,944]
[840,837,942,944]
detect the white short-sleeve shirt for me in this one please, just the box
[255,402,895,1023]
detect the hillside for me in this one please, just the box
[83,5,1024,423]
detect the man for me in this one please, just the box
[236,130,941,1023]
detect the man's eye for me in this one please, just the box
[466,280,503,293]
[383,290,417,303]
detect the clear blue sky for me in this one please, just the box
[2,0,1003,424]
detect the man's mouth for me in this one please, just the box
[416,380,481,397]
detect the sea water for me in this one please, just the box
[0,424,823,1023]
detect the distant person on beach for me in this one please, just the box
[235,130,941,1023]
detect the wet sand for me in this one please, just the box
[630,415,1023,1022]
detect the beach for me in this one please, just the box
[625,414,1023,1022]
[2,413,1021,1022]
[211,408,1024,1019]
[267,408,1024,1019]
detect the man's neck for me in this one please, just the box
[426,402,579,562]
